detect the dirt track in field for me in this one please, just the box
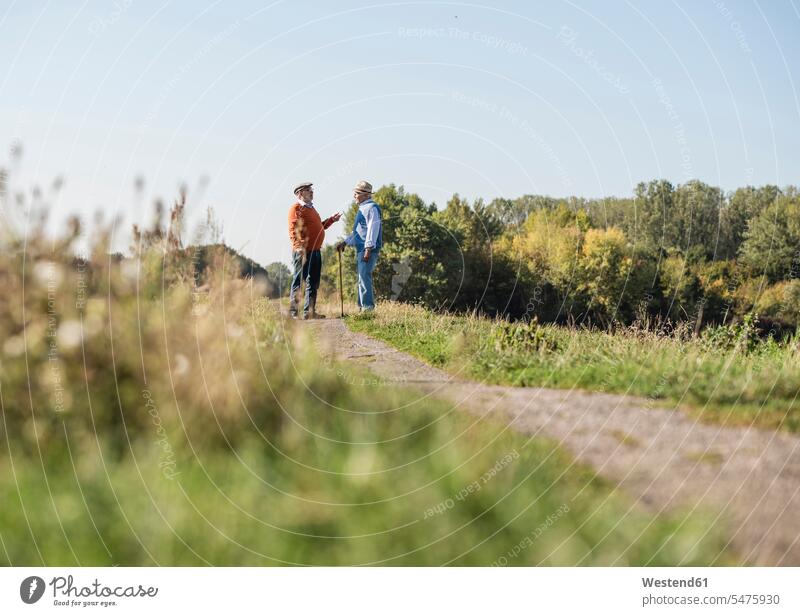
[307,317,800,565]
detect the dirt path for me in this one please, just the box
[307,317,800,565]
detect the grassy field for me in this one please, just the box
[0,418,735,565]
[346,303,800,432]
[0,295,736,566]
[0,236,736,565]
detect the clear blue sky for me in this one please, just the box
[1,0,798,266]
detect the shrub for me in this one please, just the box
[699,312,761,354]
[489,317,559,354]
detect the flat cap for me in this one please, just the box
[293,182,313,195]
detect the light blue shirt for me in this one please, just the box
[345,199,382,250]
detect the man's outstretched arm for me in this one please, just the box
[322,212,341,229]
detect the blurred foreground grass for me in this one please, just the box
[0,213,735,565]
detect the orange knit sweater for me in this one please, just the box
[288,203,335,251]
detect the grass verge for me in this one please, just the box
[345,303,800,432]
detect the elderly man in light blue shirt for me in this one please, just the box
[337,180,382,311]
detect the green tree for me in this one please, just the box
[740,194,800,282]
[631,180,723,263]
[633,179,676,255]
[486,194,558,229]
[584,196,637,234]
[719,185,779,259]
[672,180,724,261]
[435,194,521,314]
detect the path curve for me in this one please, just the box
[308,318,800,565]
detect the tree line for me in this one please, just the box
[322,180,800,334]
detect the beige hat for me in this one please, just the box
[293,181,313,195]
[353,180,373,195]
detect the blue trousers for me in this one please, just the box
[289,250,321,315]
[356,249,379,310]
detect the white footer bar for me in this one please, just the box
[1,567,797,615]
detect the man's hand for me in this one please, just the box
[363,248,371,262]
[323,212,342,229]
[335,241,346,253]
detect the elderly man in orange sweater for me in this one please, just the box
[287,182,341,319]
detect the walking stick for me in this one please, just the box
[337,248,345,318]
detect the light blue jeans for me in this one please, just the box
[356,249,379,310]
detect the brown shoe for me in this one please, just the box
[307,311,326,319]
